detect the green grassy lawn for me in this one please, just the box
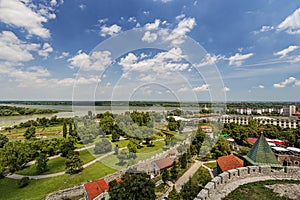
[0,162,116,200]
[224,180,300,200]
[16,150,96,176]
[2,124,63,139]
[190,166,212,187]
[204,162,217,169]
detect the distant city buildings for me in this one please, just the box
[282,105,296,117]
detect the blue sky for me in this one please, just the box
[0,0,300,102]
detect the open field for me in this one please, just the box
[0,162,116,200]
[1,124,63,139]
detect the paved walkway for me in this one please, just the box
[6,147,126,180]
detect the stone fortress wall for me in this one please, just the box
[195,166,300,200]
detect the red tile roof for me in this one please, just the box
[84,178,109,200]
[217,154,244,172]
[154,157,174,170]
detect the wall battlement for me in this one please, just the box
[195,166,300,200]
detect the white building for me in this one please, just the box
[283,105,296,117]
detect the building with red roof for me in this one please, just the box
[217,154,244,173]
[152,157,175,175]
[83,178,109,200]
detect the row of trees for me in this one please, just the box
[0,105,58,116]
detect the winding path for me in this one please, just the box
[6,147,126,180]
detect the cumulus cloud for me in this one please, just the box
[55,52,69,59]
[0,31,39,62]
[258,85,265,89]
[274,45,299,58]
[277,7,300,34]
[195,54,225,67]
[193,84,209,92]
[79,4,86,10]
[228,53,253,66]
[223,87,230,92]
[0,0,54,38]
[141,16,196,46]
[68,50,113,71]
[100,24,121,37]
[38,43,53,58]
[119,48,188,72]
[142,31,158,43]
[273,77,297,88]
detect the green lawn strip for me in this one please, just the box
[224,180,300,200]
[0,162,116,200]
[190,166,212,187]
[113,139,129,148]
[203,162,217,169]
[16,150,96,176]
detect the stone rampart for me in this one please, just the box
[195,166,300,200]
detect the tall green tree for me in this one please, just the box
[168,186,180,200]
[0,134,8,148]
[65,151,83,174]
[94,138,112,154]
[62,121,67,138]
[109,172,155,200]
[24,126,36,140]
[36,153,48,174]
[180,153,187,169]
[170,161,178,180]
[161,169,170,183]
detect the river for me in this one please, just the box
[0,104,201,127]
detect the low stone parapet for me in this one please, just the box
[195,166,300,200]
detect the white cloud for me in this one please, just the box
[176,14,185,21]
[55,52,69,59]
[253,25,274,34]
[223,87,230,92]
[145,19,160,30]
[142,31,158,43]
[0,0,51,38]
[79,4,86,10]
[143,11,150,15]
[128,17,137,23]
[50,0,57,6]
[193,84,209,92]
[38,43,53,58]
[273,77,296,88]
[274,45,299,58]
[178,86,189,92]
[153,0,173,3]
[119,48,189,73]
[166,17,196,45]
[278,8,300,34]
[100,24,121,37]
[258,85,265,89]
[195,54,225,67]
[98,18,108,24]
[0,31,39,62]
[68,50,112,71]
[228,53,254,66]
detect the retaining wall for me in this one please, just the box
[195,166,300,200]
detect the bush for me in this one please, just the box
[18,177,30,188]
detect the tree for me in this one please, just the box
[63,121,67,138]
[168,186,180,200]
[94,138,112,154]
[18,177,30,188]
[170,161,178,180]
[114,145,119,155]
[60,137,76,157]
[111,128,120,142]
[65,151,83,174]
[0,134,8,148]
[180,178,198,200]
[127,139,138,153]
[180,153,187,169]
[36,153,48,174]
[161,169,170,183]
[24,126,36,140]
[109,172,155,200]
[211,138,231,158]
[117,150,127,166]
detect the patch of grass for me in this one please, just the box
[0,162,116,200]
[190,166,212,187]
[204,162,217,169]
[16,150,95,176]
[224,180,300,200]
[113,139,129,148]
